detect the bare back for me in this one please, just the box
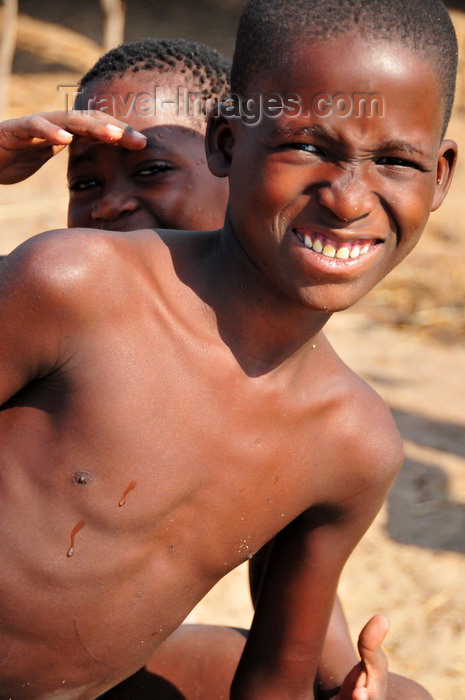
[0,229,401,699]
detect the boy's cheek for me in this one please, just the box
[67,201,91,228]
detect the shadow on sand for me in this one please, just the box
[386,408,465,554]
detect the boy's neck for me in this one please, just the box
[176,221,333,377]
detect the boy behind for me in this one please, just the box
[0,3,457,698]
[0,38,230,233]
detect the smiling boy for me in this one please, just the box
[0,39,431,699]
[0,2,458,698]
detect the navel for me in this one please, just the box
[67,520,85,558]
[118,480,137,507]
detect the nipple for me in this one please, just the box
[67,520,85,558]
[118,480,137,507]
[74,470,92,485]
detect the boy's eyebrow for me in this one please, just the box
[270,124,329,139]
[67,150,97,169]
[376,139,430,159]
[143,135,181,152]
[67,151,95,172]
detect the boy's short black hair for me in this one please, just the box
[79,37,231,106]
[231,0,458,132]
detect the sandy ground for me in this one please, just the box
[1,6,464,699]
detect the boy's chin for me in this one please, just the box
[297,288,367,315]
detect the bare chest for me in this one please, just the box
[0,314,342,697]
[30,326,328,567]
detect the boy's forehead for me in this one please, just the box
[253,35,435,91]
[81,69,208,133]
[248,35,444,140]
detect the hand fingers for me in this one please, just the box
[352,689,369,700]
[337,618,389,700]
[335,663,365,700]
[56,111,147,149]
[0,111,147,150]
[0,114,74,148]
[354,670,368,689]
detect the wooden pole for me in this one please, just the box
[0,0,18,119]
[100,0,125,52]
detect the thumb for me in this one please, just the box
[358,615,389,660]
[357,614,389,690]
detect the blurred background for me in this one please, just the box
[1,3,464,698]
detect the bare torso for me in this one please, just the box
[0,229,397,699]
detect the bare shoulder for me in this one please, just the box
[1,227,163,314]
[341,371,403,481]
[0,228,167,400]
[315,344,404,498]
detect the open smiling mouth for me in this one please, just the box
[293,228,382,260]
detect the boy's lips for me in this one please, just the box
[292,228,382,261]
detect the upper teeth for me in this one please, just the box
[298,231,372,259]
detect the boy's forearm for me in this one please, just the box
[238,468,395,697]
[231,675,316,700]
[250,549,358,695]
[317,596,358,691]
[250,548,357,694]
[231,646,318,700]
[234,520,342,699]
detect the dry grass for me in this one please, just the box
[358,222,465,344]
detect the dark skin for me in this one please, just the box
[0,224,400,700]
[67,73,229,233]
[0,109,146,185]
[0,72,229,232]
[0,109,426,700]
[0,73,411,700]
[0,38,455,699]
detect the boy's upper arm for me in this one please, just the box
[233,389,403,699]
[0,230,99,404]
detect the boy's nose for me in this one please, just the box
[91,191,140,223]
[316,168,376,223]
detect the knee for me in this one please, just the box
[388,673,433,700]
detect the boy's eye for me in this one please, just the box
[376,156,423,171]
[286,143,323,155]
[134,162,172,177]
[68,177,100,191]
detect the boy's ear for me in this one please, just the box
[206,106,235,178]
[431,139,458,211]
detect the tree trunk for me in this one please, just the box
[100,0,126,52]
[0,0,18,119]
